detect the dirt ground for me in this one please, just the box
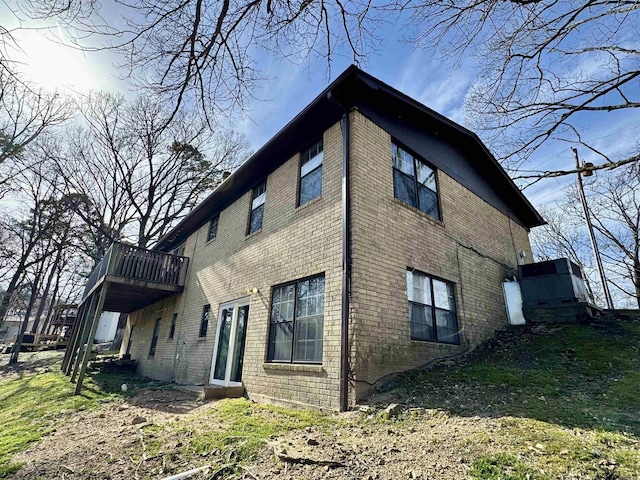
[5,320,639,480]
[12,388,205,480]
[249,410,486,480]
[2,354,484,480]
[10,387,489,480]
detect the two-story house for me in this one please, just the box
[64,66,544,411]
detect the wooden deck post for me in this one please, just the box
[74,282,109,395]
[69,290,101,382]
[61,302,88,375]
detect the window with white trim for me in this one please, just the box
[406,269,459,344]
[299,139,323,206]
[392,142,440,220]
[248,181,266,234]
[267,274,325,363]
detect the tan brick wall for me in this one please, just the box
[348,110,532,402]
[123,122,344,410]
[120,109,535,410]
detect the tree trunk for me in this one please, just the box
[0,262,27,330]
[9,275,41,365]
[31,264,56,334]
[31,243,65,333]
[41,278,61,335]
[634,257,640,310]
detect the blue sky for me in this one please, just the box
[3,2,640,212]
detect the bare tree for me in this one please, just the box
[531,168,640,308]
[19,0,382,127]
[0,161,66,335]
[15,0,639,182]
[56,92,249,255]
[402,0,640,177]
[583,165,640,308]
[0,68,72,174]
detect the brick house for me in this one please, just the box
[64,66,544,410]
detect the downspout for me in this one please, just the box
[328,91,351,412]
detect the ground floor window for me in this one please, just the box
[169,313,177,339]
[267,274,325,363]
[149,318,161,357]
[200,305,210,337]
[406,269,459,344]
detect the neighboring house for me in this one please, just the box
[68,66,544,410]
[0,315,34,344]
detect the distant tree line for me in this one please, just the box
[0,64,250,333]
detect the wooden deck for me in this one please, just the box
[82,242,189,313]
[2,333,64,353]
[64,242,189,396]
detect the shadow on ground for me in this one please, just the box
[0,351,64,380]
[86,369,201,414]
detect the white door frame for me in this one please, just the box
[209,297,250,387]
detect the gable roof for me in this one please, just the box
[157,65,544,251]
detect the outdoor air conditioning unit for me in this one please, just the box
[518,258,598,323]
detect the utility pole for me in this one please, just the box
[572,148,614,309]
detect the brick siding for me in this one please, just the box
[348,110,532,403]
[123,122,344,410]
[120,110,534,410]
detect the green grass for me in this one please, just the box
[396,322,640,433]
[390,320,640,478]
[185,398,333,463]
[0,365,152,477]
[469,453,546,480]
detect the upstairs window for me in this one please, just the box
[169,313,177,339]
[248,181,266,234]
[200,305,210,337]
[149,318,161,357]
[299,139,323,206]
[207,214,219,241]
[267,274,325,363]
[392,142,440,220]
[406,269,459,344]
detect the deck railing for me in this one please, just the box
[82,242,189,301]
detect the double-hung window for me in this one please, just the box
[149,318,161,356]
[207,214,219,241]
[299,139,323,206]
[392,142,440,220]
[199,305,210,337]
[406,270,459,344]
[248,181,266,234]
[267,274,325,363]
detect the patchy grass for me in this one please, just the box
[395,322,640,433]
[2,320,639,480]
[0,356,156,478]
[469,453,545,480]
[384,320,640,478]
[185,398,333,462]
[0,371,104,476]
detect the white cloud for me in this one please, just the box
[393,50,473,124]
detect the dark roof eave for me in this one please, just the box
[155,66,360,250]
[157,65,544,250]
[353,69,545,228]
